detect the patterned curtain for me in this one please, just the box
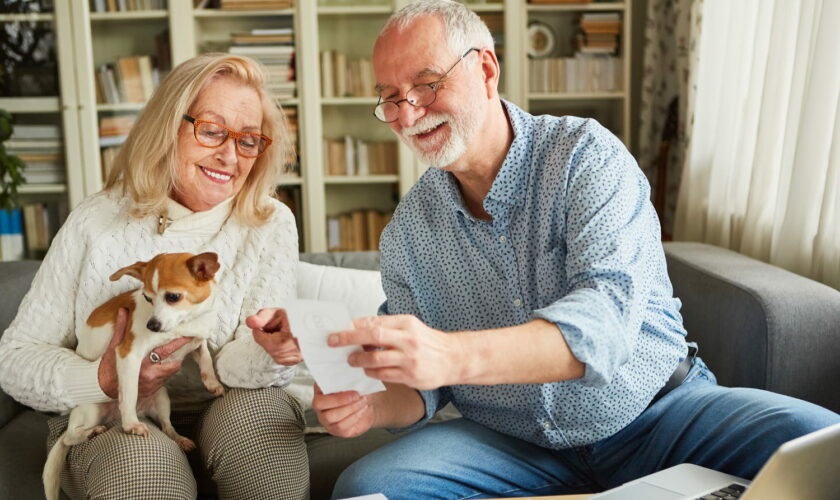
[637,0,703,238]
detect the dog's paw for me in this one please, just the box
[88,425,108,439]
[124,422,150,437]
[204,380,225,397]
[176,436,196,451]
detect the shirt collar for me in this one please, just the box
[157,196,234,236]
[439,99,534,221]
[484,100,533,210]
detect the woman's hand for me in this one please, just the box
[97,308,194,399]
[247,308,303,366]
[311,384,377,438]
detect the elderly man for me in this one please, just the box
[310,1,840,499]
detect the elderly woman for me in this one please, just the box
[0,53,307,499]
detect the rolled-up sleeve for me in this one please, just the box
[533,129,654,387]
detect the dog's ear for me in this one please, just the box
[187,252,220,282]
[110,261,147,282]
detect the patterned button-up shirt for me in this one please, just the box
[378,100,689,448]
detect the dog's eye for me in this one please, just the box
[142,293,152,303]
[165,292,182,304]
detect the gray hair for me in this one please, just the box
[379,0,495,61]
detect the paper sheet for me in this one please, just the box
[284,299,386,395]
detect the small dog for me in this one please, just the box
[43,252,225,500]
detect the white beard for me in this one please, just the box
[397,98,483,169]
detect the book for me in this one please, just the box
[0,209,25,262]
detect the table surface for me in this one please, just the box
[491,496,591,500]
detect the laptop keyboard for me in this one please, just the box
[697,483,747,500]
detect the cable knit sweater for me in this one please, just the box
[0,189,298,413]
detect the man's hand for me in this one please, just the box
[329,315,459,390]
[312,384,376,438]
[97,308,194,399]
[246,308,303,366]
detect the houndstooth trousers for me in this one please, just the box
[46,387,308,500]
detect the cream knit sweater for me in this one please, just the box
[0,189,298,413]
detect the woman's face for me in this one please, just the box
[173,76,263,212]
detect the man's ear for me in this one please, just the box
[187,252,220,282]
[109,261,147,282]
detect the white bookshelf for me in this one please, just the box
[3,0,632,254]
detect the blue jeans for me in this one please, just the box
[332,359,840,500]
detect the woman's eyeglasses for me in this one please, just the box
[182,114,272,159]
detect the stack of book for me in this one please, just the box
[319,50,376,98]
[529,55,621,93]
[327,210,393,252]
[6,123,65,185]
[282,107,299,176]
[218,0,294,10]
[0,209,24,262]
[229,28,296,100]
[21,203,52,256]
[90,0,168,12]
[323,137,398,177]
[99,115,136,179]
[95,55,161,105]
[576,13,621,55]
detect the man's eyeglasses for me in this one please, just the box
[182,114,272,159]
[373,48,479,123]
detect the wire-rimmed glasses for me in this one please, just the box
[373,48,479,123]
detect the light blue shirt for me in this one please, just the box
[378,100,689,449]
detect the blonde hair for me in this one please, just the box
[104,53,289,226]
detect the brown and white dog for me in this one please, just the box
[43,252,225,500]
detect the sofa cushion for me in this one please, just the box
[0,410,48,500]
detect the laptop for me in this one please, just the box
[589,422,840,500]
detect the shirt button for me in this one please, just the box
[513,298,522,307]
[499,235,507,243]
[542,420,553,430]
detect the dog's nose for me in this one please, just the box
[146,318,162,332]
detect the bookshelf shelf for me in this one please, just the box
[0,97,61,114]
[321,97,379,106]
[278,176,303,186]
[97,103,146,112]
[18,184,67,195]
[317,6,393,16]
[463,4,505,13]
[193,9,294,18]
[526,2,626,12]
[528,91,627,100]
[325,175,399,185]
[89,10,168,21]
[3,0,632,257]
[0,13,53,22]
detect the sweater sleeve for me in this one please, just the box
[0,198,111,413]
[214,201,299,388]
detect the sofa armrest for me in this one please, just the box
[664,242,840,413]
[0,260,42,427]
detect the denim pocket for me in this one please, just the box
[683,356,717,385]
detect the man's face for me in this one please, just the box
[373,16,486,170]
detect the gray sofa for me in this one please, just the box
[2,243,839,499]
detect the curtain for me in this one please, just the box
[674,0,840,289]
[637,0,703,238]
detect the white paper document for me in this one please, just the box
[284,299,386,395]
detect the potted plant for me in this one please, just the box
[0,109,26,211]
[0,108,27,261]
